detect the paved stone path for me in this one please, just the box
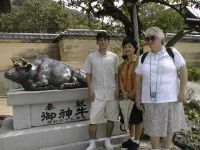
[96,141,152,150]
[96,142,181,150]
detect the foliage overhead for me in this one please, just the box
[0,0,199,46]
[0,0,102,33]
[139,3,185,33]
[67,0,200,46]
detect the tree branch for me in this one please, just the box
[166,29,192,47]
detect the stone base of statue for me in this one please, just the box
[0,88,128,150]
[0,118,127,150]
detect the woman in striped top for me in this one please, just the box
[119,37,143,150]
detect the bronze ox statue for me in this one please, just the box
[4,55,87,91]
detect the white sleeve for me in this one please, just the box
[171,47,186,69]
[135,55,143,75]
[81,54,92,74]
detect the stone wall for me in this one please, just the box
[0,39,58,70]
[174,42,200,67]
[59,38,121,68]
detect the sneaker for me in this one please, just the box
[85,144,96,150]
[104,142,114,150]
[127,142,139,150]
[122,139,134,148]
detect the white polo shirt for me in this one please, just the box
[135,46,186,103]
[82,50,119,101]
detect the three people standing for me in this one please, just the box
[83,27,187,150]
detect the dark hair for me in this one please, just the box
[96,31,110,41]
[122,37,138,54]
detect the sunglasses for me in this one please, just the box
[145,36,157,42]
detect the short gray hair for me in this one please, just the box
[145,27,165,42]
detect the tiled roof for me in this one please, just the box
[58,29,124,39]
[61,29,98,36]
[166,33,200,41]
[0,33,59,40]
[0,30,199,41]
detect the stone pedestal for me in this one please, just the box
[0,88,127,150]
[7,88,90,129]
[0,118,127,150]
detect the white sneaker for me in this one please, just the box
[85,144,96,150]
[104,142,114,150]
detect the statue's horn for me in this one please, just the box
[20,57,28,65]
[11,58,17,64]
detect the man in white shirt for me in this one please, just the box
[82,32,119,150]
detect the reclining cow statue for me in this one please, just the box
[4,55,87,91]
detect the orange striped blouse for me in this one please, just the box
[119,56,138,96]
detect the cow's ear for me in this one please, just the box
[11,58,17,64]
[25,64,32,72]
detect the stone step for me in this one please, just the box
[38,135,182,150]
[0,117,126,150]
[0,118,182,150]
[38,134,129,150]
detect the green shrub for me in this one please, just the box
[185,102,200,123]
[188,67,200,82]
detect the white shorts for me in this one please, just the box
[90,100,119,124]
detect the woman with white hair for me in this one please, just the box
[135,27,187,150]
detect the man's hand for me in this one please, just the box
[88,89,95,101]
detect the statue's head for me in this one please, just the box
[4,58,32,83]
